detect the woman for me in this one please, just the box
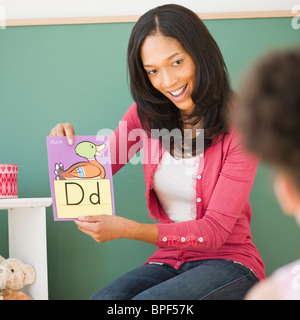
[235,46,300,299]
[50,4,265,300]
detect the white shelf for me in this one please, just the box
[0,197,52,209]
[0,197,52,300]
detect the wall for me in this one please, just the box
[0,16,299,299]
[2,0,297,19]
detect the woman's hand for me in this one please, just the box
[75,215,132,243]
[49,122,75,145]
[75,215,159,244]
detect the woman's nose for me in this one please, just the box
[161,69,177,89]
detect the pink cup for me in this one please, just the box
[0,164,18,198]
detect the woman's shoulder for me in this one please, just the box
[120,102,142,129]
[216,125,259,165]
[217,125,241,150]
[123,102,138,118]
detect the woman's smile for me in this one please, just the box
[168,84,187,98]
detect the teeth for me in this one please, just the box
[170,85,186,97]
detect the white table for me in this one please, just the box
[0,198,52,300]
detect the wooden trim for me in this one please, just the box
[199,10,294,20]
[5,10,294,27]
[6,15,140,27]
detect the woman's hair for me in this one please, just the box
[127,4,231,151]
[236,46,300,190]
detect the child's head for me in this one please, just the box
[235,46,300,224]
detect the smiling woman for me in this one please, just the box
[127,4,230,151]
[50,4,265,300]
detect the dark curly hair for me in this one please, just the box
[235,46,300,190]
[127,4,230,152]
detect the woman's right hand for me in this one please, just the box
[49,122,76,145]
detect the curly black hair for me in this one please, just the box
[235,46,300,189]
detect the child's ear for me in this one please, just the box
[274,172,300,217]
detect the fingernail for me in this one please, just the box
[68,138,73,145]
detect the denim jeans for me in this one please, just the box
[90,259,258,300]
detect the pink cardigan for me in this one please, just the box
[110,103,265,280]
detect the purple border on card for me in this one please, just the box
[46,135,115,221]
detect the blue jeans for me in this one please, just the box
[90,259,258,300]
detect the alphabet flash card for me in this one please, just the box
[47,136,115,221]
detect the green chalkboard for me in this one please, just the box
[0,17,299,299]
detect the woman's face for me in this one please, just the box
[141,33,197,116]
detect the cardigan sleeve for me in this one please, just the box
[109,103,144,175]
[154,130,259,251]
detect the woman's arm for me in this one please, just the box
[108,103,143,175]
[75,215,159,244]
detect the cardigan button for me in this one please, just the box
[162,237,167,242]
[196,198,201,202]
[197,174,201,179]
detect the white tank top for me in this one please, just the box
[153,151,198,223]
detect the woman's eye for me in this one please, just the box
[147,69,157,75]
[173,59,183,66]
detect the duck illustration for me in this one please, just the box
[54,141,106,180]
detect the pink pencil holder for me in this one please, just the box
[0,164,18,198]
